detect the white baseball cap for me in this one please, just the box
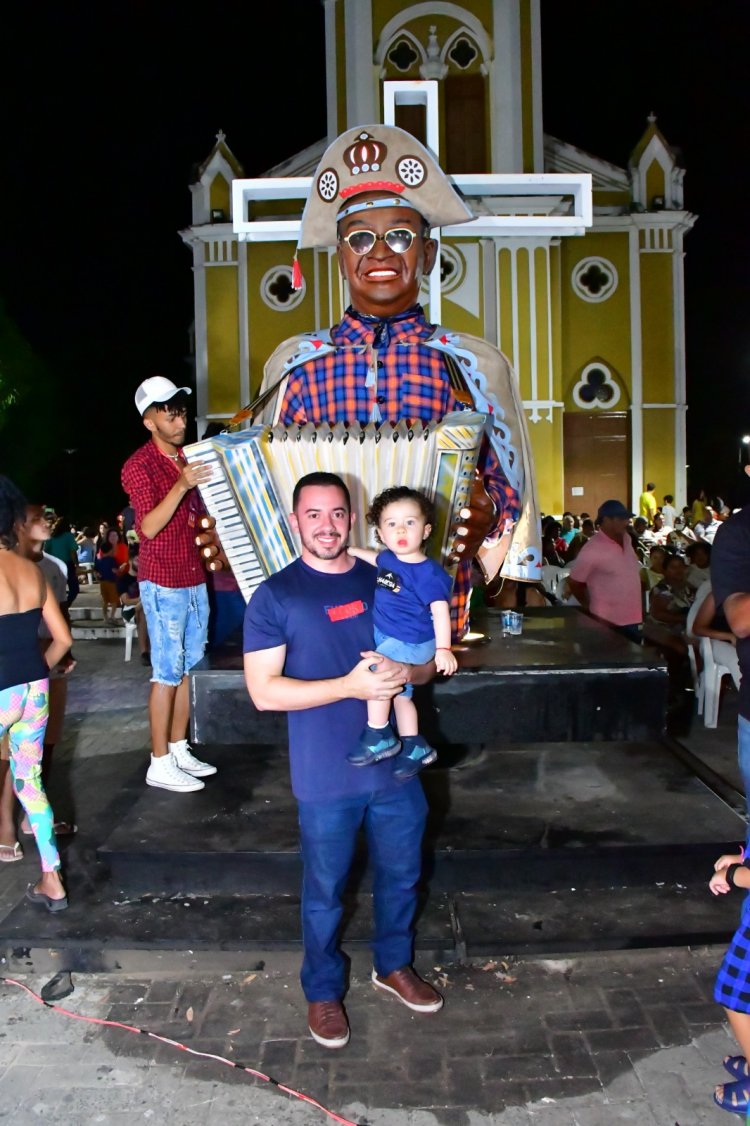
[135,376,191,415]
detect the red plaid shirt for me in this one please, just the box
[279,307,519,637]
[121,440,206,589]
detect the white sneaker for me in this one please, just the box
[169,742,218,778]
[146,753,205,793]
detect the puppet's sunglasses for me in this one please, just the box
[339,227,418,255]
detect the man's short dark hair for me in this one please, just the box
[292,472,351,512]
[646,482,655,491]
[664,494,674,503]
[150,392,189,417]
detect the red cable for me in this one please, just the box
[1,977,363,1126]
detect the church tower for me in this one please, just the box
[182,2,695,515]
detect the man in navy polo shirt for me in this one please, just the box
[243,471,443,1050]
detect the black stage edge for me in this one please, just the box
[97,742,744,897]
[1,738,744,968]
[190,607,669,747]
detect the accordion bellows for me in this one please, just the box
[184,411,488,604]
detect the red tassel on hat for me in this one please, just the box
[291,255,303,291]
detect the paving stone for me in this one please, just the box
[544,1010,613,1033]
[548,1033,598,1078]
[583,1025,659,1053]
[601,987,648,1028]
[642,1001,691,1046]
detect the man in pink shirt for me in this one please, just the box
[568,500,643,643]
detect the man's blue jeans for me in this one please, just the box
[297,780,428,1002]
[739,715,750,833]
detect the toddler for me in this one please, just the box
[347,486,457,780]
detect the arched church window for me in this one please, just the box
[447,36,478,70]
[260,265,305,312]
[572,363,621,410]
[572,257,619,303]
[387,38,419,73]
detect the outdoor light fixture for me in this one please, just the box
[210,208,226,223]
[739,435,750,465]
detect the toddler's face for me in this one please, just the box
[377,499,430,558]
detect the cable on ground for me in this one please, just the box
[1,976,365,1126]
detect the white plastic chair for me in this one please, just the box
[541,565,569,599]
[685,583,711,716]
[701,636,738,729]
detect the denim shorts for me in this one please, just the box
[374,627,435,700]
[139,581,209,686]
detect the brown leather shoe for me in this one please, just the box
[371,966,444,1012]
[307,1000,350,1048]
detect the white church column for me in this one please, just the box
[491,0,523,171]
[192,243,209,440]
[629,226,643,509]
[345,0,375,127]
[672,227,688,507]
[237,241,250,408]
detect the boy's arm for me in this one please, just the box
[348,546,378,565]
[431,600,457,675]
[710,852,750,895]
[244,645,408,711]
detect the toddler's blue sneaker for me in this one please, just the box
[348,724,401,766]
[393,735,438,780]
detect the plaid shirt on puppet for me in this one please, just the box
[121,440,206,589]
[278,305,520,638]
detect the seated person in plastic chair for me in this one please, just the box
[117,545,150,666]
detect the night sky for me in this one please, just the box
[2,1,748,519]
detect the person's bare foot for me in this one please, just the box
[35,871,66,901]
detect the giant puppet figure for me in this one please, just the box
[209,125,541,639]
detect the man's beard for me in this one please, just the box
[302,530,350,561]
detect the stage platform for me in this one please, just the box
[0,737,743,971]
[190,606,669,746]
[3,609,736,973]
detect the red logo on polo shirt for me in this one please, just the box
[326,600,368,622]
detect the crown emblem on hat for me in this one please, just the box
[344,132,387,176]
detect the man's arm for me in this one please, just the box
[244,645,411,712]
[566,578,589,608]
[140,462,214,540]
[722,593,750,639]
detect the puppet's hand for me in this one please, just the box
[448,473,496,563]
[195,516,230,572]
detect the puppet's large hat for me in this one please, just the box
[298,124,474,250]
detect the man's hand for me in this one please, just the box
[179,461,214,493]
[449,473,496,563]
[342,652,408,702]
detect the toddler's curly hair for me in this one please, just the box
[367,486,434,541]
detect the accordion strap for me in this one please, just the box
[441,350,473,407]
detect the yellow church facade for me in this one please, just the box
[181,0,695,519]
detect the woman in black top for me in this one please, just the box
[0,476,72,909]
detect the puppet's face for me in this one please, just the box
[336,200,437,318]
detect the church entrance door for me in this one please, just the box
[563,412,631,517]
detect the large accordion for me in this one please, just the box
[183,411,488,604]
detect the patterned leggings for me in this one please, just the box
[0,679,60,872]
